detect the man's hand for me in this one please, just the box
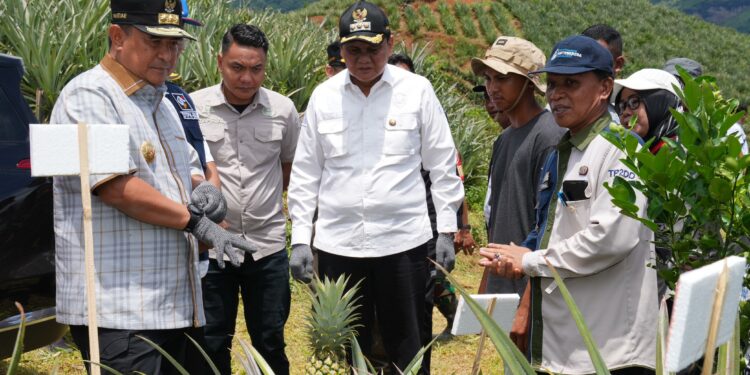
[478,242,530,279]
[290,244,314,283]
[190,181,227,223]
[436,233,456,272]
[511,285,531,354]
[455,228,477,255]
[191,216,255,269]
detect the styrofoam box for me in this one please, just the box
[30,124,129,176]
[666,256,746,372]
[451,294,520,336]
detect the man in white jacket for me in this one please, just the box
[479,35,657,375]
[287,1,463,373]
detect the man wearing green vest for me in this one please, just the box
[479,35,657,374]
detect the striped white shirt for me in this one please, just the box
[51,55,205,329]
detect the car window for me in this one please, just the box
[0,87,29,142]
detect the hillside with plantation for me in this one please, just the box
[295,0,750,103]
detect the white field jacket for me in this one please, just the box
[522,128,657,374]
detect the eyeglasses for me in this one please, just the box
[616,95,642,115]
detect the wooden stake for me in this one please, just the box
[78,122,101,375]
[471,297,497,375]
[701,259,729,375]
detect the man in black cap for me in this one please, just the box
[50,0,255,373]
[288,1,464,372]
[325,40,347,78]
[479,35,657,374]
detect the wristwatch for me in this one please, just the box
[460,224,472,230]
[183,210,202,233]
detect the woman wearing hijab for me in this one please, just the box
[611,68,682,154]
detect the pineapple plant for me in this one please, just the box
[304,275,362,375]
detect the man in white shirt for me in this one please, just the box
[287,1,463,372]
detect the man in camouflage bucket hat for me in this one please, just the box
[472,38,564,355]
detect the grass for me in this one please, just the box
[1,211,503,374]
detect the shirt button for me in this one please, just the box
[388,119,397,126]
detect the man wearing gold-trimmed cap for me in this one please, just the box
[288,1,464,372]
[50,0,255,373]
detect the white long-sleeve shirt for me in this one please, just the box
[289,65,464,258]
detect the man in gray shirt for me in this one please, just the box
[472,36,564,295]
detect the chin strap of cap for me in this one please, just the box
[502,79,530,114]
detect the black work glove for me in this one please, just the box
[436,233,456,272]
[191,216,255,269]
[189,181,227,223]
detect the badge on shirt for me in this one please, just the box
[539,171,550,190]
[170,93,199,120]
[261,107,273,117]
[141,141,156,164]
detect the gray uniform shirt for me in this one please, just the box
[486,110,564,294]
[191,85,300,261]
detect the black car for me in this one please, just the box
[0,53,67,358]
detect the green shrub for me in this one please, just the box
[604,71,750,291]
[473,3,498,45]
[383,2,401,31]
[0,0,109,122]
[454,2,478,38]
[418,4,439,32]
[436,2,457,35]
[489,2,518,37]
[404,5,421,35]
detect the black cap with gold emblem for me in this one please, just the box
[339,0,390,45]
[111,0,196,41]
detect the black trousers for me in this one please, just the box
[318,244,429,374]
[70,325,190,375]
[201,250,291,375]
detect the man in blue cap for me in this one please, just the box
[478,35,657,374]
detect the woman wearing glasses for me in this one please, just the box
[611,68,682,154]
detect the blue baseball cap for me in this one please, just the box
[530,35,613,77]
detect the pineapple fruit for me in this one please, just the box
[304,275,362,375]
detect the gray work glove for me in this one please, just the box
[436,233,456,272]
[290,244,314,283]
[192,216,255,269]
[189,181,227,223]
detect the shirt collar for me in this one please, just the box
[343,64,396,90]
[208,84,269,110]
[566,111,612,151]
[100,55,148,96]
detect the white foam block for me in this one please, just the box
[30,124,129,176]
[451,294,519,336]
[666,256,746,372]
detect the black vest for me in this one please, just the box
[165,82,206,168]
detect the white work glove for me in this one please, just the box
[436,233,456,272]
[189,181,227,223]
[290,244,314,283]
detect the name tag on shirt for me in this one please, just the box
[180,110,199,120]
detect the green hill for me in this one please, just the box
[652,0,750,33]
[295,0,750,103]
